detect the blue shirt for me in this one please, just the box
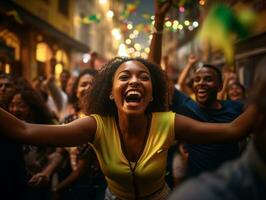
[171,89,243,177]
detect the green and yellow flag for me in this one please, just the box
[198,3,256,64]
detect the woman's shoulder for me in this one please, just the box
[90,114,113,121]
[152,111,176,116]
[151,111,176,123]
[89,114,115,129]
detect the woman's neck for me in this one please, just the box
[117,113,148,136]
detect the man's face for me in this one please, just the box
[0,77,15,108]
[193,67,221,106]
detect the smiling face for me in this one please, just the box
[76,74,94,100]
[228,83,245,101]
[193,67,222,107]
[111,60,153,116]
[9,93,31,121]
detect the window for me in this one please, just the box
[0,29,20,60]
[36,42,52,76]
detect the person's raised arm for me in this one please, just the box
[148,0,172,65]
[45,75,66,112]
[0,107,96,146]
[178,54,198,93]
[217,70,236,100]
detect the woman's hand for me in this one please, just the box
[149,0,172,64]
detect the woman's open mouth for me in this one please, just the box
[124,90,143,107]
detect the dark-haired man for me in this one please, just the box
[169,58,266,200]
[172,64,243,178]
[0,73,16,110]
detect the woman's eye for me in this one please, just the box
[119,75,129,80]
[140,75,150,81]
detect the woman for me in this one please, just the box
[8,78,57,200]
[227,81,246,101]
[0,56,262,200]
[54,68,106,200]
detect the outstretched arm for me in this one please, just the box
[0,107,96,146]
[174,104,257,143]
[148,0,172,65]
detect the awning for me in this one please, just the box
[0,0,89,52]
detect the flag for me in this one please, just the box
[198,3,256,64]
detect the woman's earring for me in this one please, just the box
[109,94,114,100]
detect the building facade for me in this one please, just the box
[0,0,124,80]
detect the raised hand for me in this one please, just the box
[149,0,173,64]
[155,0,173,19]
[188,54,198,66]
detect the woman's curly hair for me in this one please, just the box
[83,57,168,116]
[14,78,55,124]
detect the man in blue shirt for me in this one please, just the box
[171,64,243,178]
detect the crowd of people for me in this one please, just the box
[1,0,266,200]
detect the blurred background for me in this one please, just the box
[0,0,266,89]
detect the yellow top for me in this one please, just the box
[91,112,175,200]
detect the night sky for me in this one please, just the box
[125,0,154,24]
[124,0,154,48]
